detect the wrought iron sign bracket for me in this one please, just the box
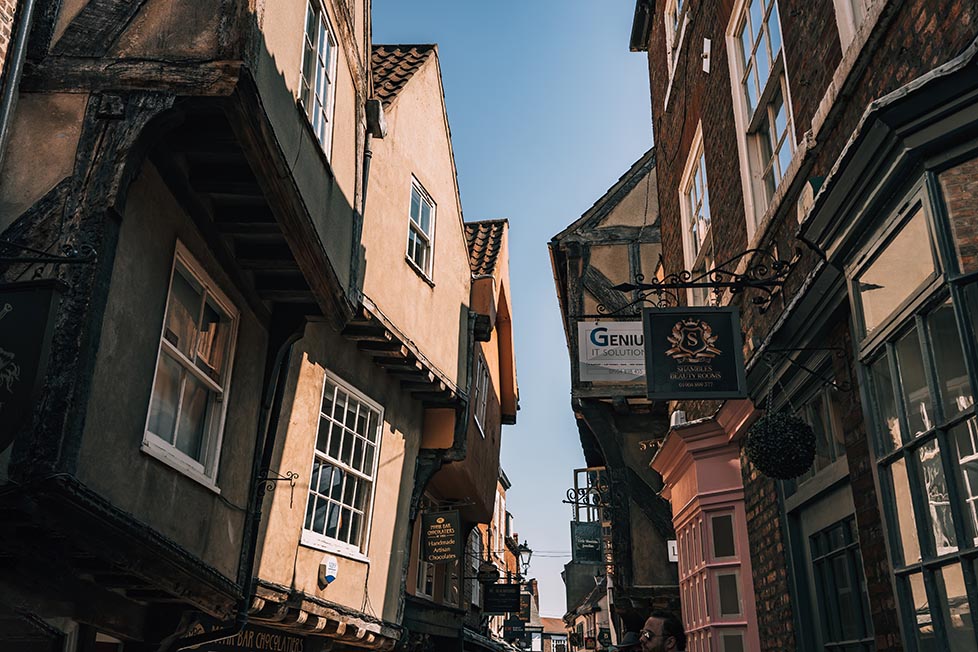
[257,469,299,507]
[598,247,800,316]
[0,241,98,266]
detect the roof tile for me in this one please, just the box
[465,219,507,276]
[371,44,436,106]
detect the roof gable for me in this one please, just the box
[371,44,437,106]
[465,219,508,276]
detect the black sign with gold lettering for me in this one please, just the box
[484,582,521,614]
[643,307,747,400]
[518,592,531,622]
[0,280,64,455]
[422,510,460,563]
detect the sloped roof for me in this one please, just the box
[551,148,655,242]
[371,44,436,106]
[541,617,566,635]
[465,219,508,276]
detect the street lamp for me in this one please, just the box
[516,540,532,578]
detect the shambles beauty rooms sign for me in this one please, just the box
[577,321,646,383]
[642,307,747,400]
[422,510,460,563]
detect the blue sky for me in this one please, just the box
[373,0,653,617]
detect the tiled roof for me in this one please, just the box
[371,44,436,106]
[541,617,566,634]
[465,219,507,276]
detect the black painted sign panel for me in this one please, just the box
[503,617,525,638]
[0,280,63,455]
[484,582,522,614]
[571,521,602,563]
[422,510,460,563]
[643,307,747,400]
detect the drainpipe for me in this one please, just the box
[167,318,305,650]
[0,0,37,168]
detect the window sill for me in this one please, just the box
[300,529,370,564]
[405,256,435,288]
[140,438,221,495]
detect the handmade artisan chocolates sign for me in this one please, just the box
[422,510,460,563]
[642,307,747,400]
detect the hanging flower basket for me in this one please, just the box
[744,411,816,479]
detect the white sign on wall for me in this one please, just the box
[577,321,646,383]
[667,540,678,563]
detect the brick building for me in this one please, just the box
[630,0,978,651]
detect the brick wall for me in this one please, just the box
[740,454,795,651]
[939,157,978,274]
[647,1,976,650]
[0,0,19,84]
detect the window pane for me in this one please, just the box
[919,439,957,553]
[165,266,202,358]
[756,38,770,88]
[909,573,938,651]
[749,0,763,43]
[717,573,740,615]
[739,25,752,71]
[420,199,432,234]
[712,514,736,558]
[744,69,758,114]
[936,564,975,651]
[891,457,921,565]
[722,632,745,652]
[870,353,904,451]
[410,187,422,223]
[855,207,936,336]
[950,418,978,547]
[325,502,340,538]
[322,382,335,418]
[195,297,231,383]
[768,1,782,57]
[928,300,972,421]
[176,372,209,461]
[896,327,934,437]
[148,353,182,443]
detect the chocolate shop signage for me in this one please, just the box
[422,510,460,563]
[642,307,747,400]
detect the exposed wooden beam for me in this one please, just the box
[21,58,242,96]
[52,0,151,57]
[342,325,392,342]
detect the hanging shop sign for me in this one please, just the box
[504,617,526,639]
[0,280,64,455]
[484,582,522,614]
[477,561,501,584]
[642,307,747,400]
[422,509,460,563]
[598,628,612,647]
[577,321,646,383]
[584,636,596,649]
[571,521,603,563]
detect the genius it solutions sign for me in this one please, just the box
[577,321,645,383]
[642,307,747,400]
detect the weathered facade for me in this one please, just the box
[0,3,518,652]
[631,0,978,650]
[549,149,679,638]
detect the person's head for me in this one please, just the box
[640,610,686,652]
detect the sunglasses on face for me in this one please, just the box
[640,630,664,641]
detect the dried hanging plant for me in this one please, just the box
[744,410,816,479]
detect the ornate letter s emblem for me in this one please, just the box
[665,317,722,363]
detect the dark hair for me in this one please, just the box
[650,610,686,649]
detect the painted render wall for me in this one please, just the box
[255,322,424,625]
[361,53,471,388]
[76,161,266,580]
[0,92,87,231]
[256,0,364,294]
